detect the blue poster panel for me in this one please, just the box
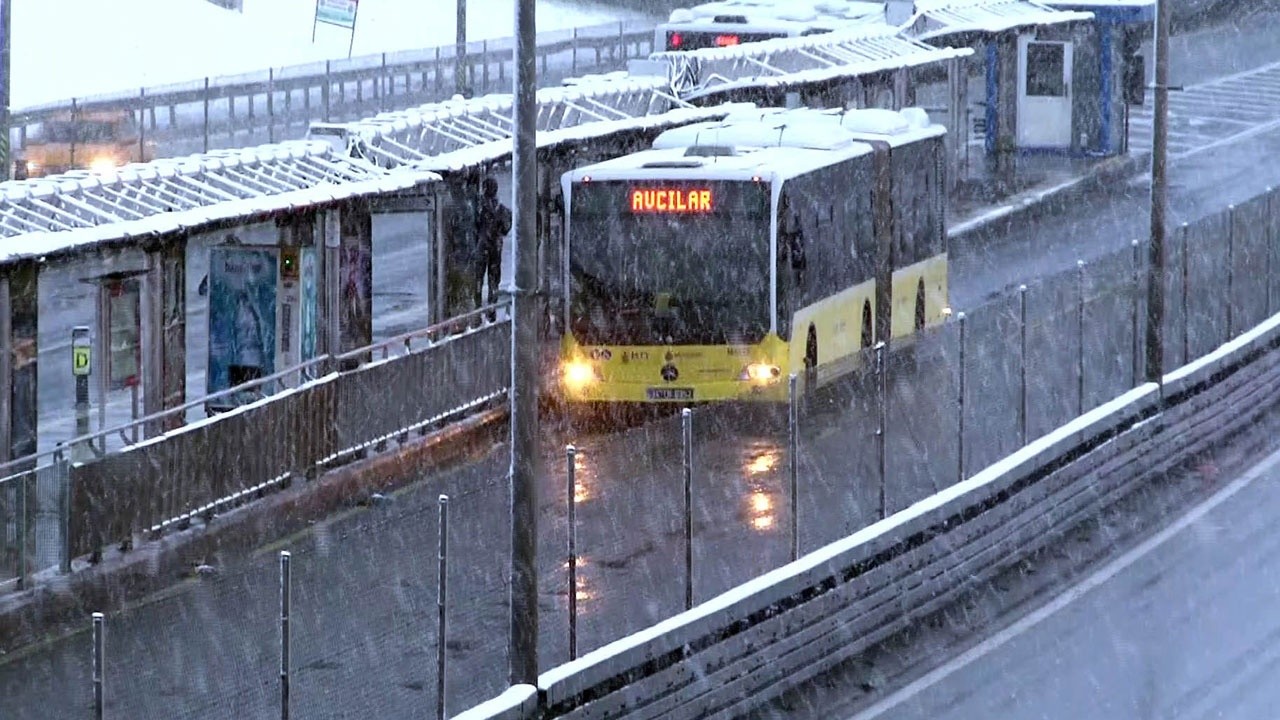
[10,263,37,465]
[300,246,318,364]
[339,204,373,355]
[315,0,358,29]
[207,247,278,396]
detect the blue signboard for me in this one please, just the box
[207,247,278,397]
[315,0,358,29]
[300,246,319,365]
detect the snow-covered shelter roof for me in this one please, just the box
[905,0,1093,40]
[310,72,750,173]
[0,141,427,262]
[649,24,973,101]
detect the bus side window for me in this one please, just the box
[780,194,806,278]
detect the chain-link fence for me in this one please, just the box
[4,188,1279,718]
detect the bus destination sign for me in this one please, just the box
[630,188,714,214]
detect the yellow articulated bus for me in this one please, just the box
[557,105,948,406]
[14,110,154,179]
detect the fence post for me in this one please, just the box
[618,21,625,61]
[957,312,966,483]
[482,40,490,94]
[57,448,70,574]
[682,408,693,611]
[436,495,449,720]
[267,68,276,144]
[875,342,887,519]
[788,373,799,561]
[1132,239,1141,388]
[202,78,211,153]
[16,472,26,590]
[70,98,79,169]
[1181,222,1190,365]
[566,446,578,660]
[138,87,147,162]
[1018,284,1027,447]
[1268,188,1275,317]
[92,612,105,720]
[1227,204,1236,339]
[279,551,291,720]
[1077,260,1086,415]
[380,53,388,112]
[571,28,579,75]
[323,61,332,122]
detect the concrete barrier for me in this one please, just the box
[453,686,539,720]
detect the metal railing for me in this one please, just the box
[0,303,510,591]
[8,20,655,161]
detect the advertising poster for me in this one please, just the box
[315,0,358,29]
[300,246,319,365]
[338,205,373,355]
[206,247,278,396]
[106,278,141,391]
[9,263,37,465]
[161,241,187,429]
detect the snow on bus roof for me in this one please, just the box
[653,107,944,151]
[564,105,945,185]
[564,143,872,185]
[667,0,885,24]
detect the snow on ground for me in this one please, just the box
[10,0,652,108]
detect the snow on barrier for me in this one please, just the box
[457,295,1280,720]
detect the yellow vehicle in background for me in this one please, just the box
[557,106,949,406]
[13,110,154,179]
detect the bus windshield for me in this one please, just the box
[568,180,772,346]
[40,120,129,144]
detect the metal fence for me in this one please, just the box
[0,304,509,593]
[8,20,655,162]
[3,187,1279,717]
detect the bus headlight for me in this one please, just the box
[562,359,601,390]
[89,156,122,173]
[741,363,781,382]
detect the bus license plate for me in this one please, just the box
[646,387,694,401]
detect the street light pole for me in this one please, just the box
[1,0,12,182]
[1144,0,1170,385]
[507,0,540,688]
[455,0,467,97]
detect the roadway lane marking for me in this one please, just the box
[845,441,1280,720]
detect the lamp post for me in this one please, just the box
[1144,0,1170,386]
[507,0,540,688]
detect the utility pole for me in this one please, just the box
[455,0,468,97]
[1,0,12,182]
[507,0,539,688]
[1144,0,1170,385]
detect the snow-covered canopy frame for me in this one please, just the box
[323,72,748,173]
[649,23,974,100]
[904,0,1093,40]
[0,141,427,261]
